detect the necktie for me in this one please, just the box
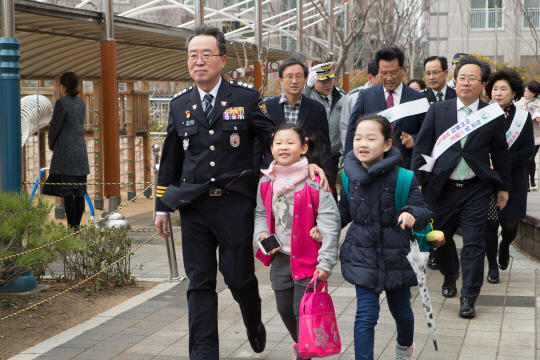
[456,106,471,180]
[437,92,443,102]
[324,96,330,105]
[386,90,394,130]
[203,94,214,123]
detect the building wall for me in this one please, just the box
[428,0,539,66]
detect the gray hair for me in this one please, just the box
[454,55,491,83]
[185,25,227,56]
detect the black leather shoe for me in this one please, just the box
[442,272,460,298]
[498,244,510,270]
[487,274,500,284]
[427,256,438,270]
[247,321,266,353]
[459,296,476,318]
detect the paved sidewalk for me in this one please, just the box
[15,214,540,359]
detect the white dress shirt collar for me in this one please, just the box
[197,77,222,109]
[456,97,480,113]
[384,82,403,97]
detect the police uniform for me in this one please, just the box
[156,77,274,359]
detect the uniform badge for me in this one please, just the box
[230,133,240,147]
[183,138,189,150]
[258,101,269,117]
[192,104,197,109]
[221,101,227,106]
[186,111,190,119]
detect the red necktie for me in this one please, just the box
[386,90,395,130]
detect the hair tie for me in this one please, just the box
[305,137,309,141]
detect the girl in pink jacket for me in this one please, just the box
[254,123,341,360]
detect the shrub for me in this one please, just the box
[0,191,67,287]
[54,226,136,289]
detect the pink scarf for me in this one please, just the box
[262,157,309,195]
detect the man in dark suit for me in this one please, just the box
[254,55,332,174]
[411,56,511,318]
[421,55,457,104]
[154,25,329,360]
[344,47,427,169]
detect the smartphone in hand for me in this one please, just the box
[258,234,282,255]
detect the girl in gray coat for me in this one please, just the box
[43,72,89,228]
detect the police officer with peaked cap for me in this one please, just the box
[154,25,328,360]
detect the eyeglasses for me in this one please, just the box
[456,76,482,84]
[188,54,221,62]
[379,71,401,78]
[282,75,305,82]
[425,70,444,77]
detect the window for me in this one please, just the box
[470,0,503,29]
[223,0,235,6]
[524,0,540,28]
[281,36,295,52]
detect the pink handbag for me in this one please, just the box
[298,275,341,358]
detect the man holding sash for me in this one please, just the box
[344,47,428,169]
[411,56,511,318]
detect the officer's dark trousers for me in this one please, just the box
[179,192,262,360]
[431,180,491,299]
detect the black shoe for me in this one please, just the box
[442,272,460,298]
[247,321,266,353]
[487,274,500,284]
[498,244,510,270]
[459,296,476,318]
[427,256,438,270]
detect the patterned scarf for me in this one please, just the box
[262,157,309,195]
[503,105,511,119]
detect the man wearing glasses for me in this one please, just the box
[421,56,457,104]
[343,47,427,169]
[411,56,510,319]
[154,25,330,360]
[254,55,332,174]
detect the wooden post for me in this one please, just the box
[140,82,152,196]
[100,40,120,202]
[93,81,104,209]
[126,83,136,193]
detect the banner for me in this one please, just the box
[378,98,430,123]
[419,103,504,172]
[506,107,528,148]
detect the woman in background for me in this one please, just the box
[406,79,427,91]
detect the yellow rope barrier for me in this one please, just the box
[0,232,159,322]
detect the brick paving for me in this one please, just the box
[14,204,540,359]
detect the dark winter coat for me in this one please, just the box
[48,95,90,176]
[499,104,535,220]
[338,146,431,293]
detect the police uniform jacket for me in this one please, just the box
[421,85,457,104]
[156,79,275,212]
[303,86,346,155]
[410,98,511,203]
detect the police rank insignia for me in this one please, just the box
[192,104,197,109]
[223,107,245,120]
[230,133,240,147]
[183,138,189,150]
[258,101,269,117]
[221,101,227,106]
[185,111,190,119]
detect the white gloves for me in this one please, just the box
[307,68,318,89]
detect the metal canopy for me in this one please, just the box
[5,0,291,81]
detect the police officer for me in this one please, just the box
[421,55,457,104]
[154,25,327,360]
[304,62,346,195]
[447,53,468,88]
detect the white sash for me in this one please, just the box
[419,103,504,172]
[377,98,430,123]
[506,108,528,148]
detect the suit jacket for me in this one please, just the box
[344,83,427,169]
[48,95,90,176]
[156,79,274,212]
[410,98,511,202]
[253,95,332,174]
[422,85,457,104]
